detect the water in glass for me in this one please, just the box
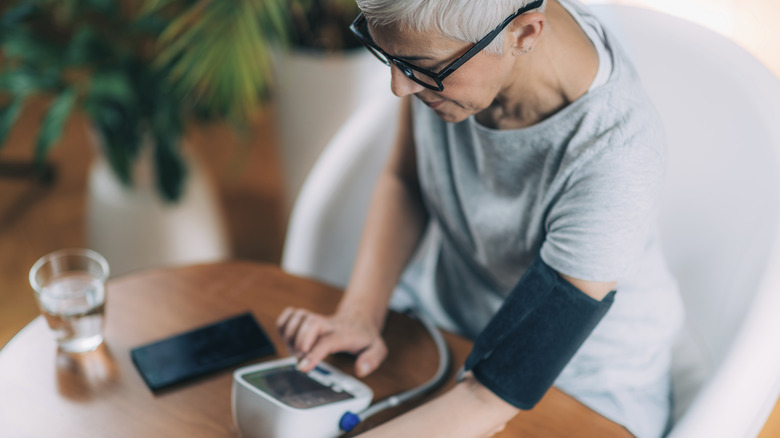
[38,273,106,352]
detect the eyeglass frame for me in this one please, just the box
[349,0,545,92]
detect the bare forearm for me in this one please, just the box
[357,376,519,438]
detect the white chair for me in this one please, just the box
[282,87,399,289]
[282,5,780,437]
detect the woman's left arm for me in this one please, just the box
[357,275,616,438]
[357,374,517,438]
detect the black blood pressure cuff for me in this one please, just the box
[464,256,615,409]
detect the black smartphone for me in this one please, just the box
[130,312,275,392]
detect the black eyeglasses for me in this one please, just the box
[349,0,544,92]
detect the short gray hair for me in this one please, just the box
[355,0,546,54]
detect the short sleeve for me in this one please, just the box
[540,139,665,281]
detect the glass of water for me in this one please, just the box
[29,249,110,353]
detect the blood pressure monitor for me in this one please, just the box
[232,356,373,438]
[232,306,449,437]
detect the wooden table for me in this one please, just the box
[0,262,631,437]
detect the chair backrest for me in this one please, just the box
[592,3,779,371]
[590,5,780,437]
[282,84,399,288]
[283,5,780,437]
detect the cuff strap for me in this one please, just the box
[464,255,615,409]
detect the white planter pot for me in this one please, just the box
[86,139,230,277]
[273,47,392,216]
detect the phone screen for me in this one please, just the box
[131,312,275,391]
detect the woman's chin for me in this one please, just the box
[433,107,470,124]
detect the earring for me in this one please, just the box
[522,46,534,54]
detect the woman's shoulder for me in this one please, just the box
[573,46,666,159]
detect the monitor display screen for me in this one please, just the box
[243,365,354,409]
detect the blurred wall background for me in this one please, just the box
[584,0,780,76]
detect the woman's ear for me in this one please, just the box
[508,12,545,55]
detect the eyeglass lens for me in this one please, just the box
[396,64,441,90]
[357,19,442,90]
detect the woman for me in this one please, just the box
[277,0,684,436]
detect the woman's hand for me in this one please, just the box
[276,307,388,377]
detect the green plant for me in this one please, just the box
[0,0,361,202]
[0,0,289,201]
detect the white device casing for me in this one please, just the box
[232,357,373,438]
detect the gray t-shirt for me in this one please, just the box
[397,1,684,437]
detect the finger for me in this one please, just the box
[276,308,298,354]
[296,315,331,354]
[282,309,308,348]
[297,333,351,373]
[355,339,388,377]
[276,307,296,334]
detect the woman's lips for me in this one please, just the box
[422,99,445,109]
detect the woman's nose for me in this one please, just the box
[390,64,425,97]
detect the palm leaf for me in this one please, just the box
[84,69,142,185]
[154,136,186,202]
[0,94,27,150]
[0,68,44,94]
[130,15,169,36]
[2,28,61,65]
[140,0,181,15]
[29,0,117,20]
[64,27,113,67]
[32,0,79,24]
[0,3,37,31]
[89,97,141,186]
[261,0,290,38]
[247,0,289,39]
[156,0,210,46]
[153,0,289,121]
[84,0,118,16]
[152,3,218,69]
[34,88,77,169]
[149,89,185,202]
[87,70,136,104]
[238,3,269,77]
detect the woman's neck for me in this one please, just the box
[477,0,599,130]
